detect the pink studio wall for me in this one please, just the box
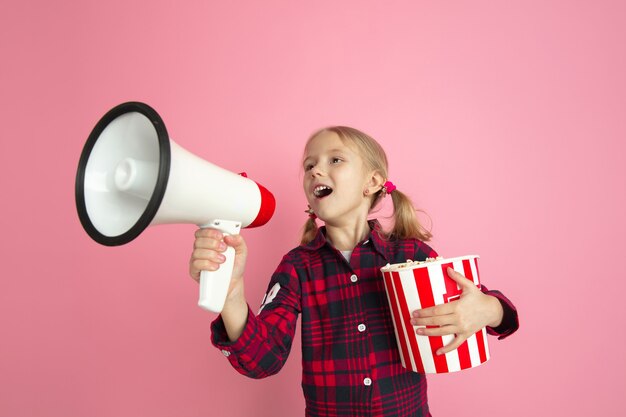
[1,1,624,416]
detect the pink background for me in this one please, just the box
[1,1,625,416]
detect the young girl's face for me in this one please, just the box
[302,131,377,226]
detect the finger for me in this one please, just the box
[437,334,468,355]
[224,234,246,250]
[194,237,228,252]
[446,267,475,290]
[190,258,222,275]
[411,314,456,327]
[189,249,227,275]
[191,248,227,264]
[415,325,459,337]
[413,302,455,318]
[194,228,224,240]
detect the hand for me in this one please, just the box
[189,228,248,303]
[410,267,503,355]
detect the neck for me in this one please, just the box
[325,218,371,251]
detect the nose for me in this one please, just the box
[309,164,324,177]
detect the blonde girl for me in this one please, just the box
[190,126,518,417]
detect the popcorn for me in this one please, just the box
[380,255,490,374]
[384,257,444,270]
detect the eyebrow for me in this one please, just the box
[303,148,350,161]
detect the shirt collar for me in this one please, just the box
[302,219,393,263]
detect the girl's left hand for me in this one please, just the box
[410,267,504,355]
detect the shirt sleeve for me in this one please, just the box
[210,254,302,379]
[414,241,519,340]
[481,285,519,339]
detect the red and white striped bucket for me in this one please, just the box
[381,255,490,374]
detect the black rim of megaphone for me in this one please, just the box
[75,101,171,246]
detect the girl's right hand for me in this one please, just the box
[189,228,248,304]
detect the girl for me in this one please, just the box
[189,126,518,417]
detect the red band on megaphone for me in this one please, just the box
[248,182,276,228]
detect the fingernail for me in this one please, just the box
[412,311,420,318]
[436,349,443,356]
[219,242,227,250]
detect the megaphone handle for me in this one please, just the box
[197,220,242,313]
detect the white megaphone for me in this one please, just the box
[75,102,276,313]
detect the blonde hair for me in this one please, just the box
[300,126,433,245]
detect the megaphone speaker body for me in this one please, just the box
[157,140,273,228]
[76,102,275,312]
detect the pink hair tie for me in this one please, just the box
[383,181,396,195]
[305,205,317,220]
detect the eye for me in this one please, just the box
[331,157,342,164]
[304,163,314,171]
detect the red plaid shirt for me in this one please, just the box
[211,221,518,416]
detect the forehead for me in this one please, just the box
[303,131,358,159]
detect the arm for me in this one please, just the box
[190,229,301,378]
[411,267,519,355]
[190,229,249,341]
[481,285,519,339]
[210,255,302,379]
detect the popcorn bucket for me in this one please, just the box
[381,255,490,374]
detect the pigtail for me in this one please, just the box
[388,189,433,242]
[300,216,319,245]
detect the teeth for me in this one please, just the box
[314,185,332,197]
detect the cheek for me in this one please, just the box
[340,167,365,188]
[302,179,312,199]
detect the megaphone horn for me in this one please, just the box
[75,101,276,312]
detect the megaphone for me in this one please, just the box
[75,102,276,313]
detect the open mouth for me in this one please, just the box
[313,185,333,198]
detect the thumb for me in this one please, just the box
[224,234,247,255]
[446,267,475,291]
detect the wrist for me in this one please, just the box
[486,295,504,328]
[225,278,245,304]
[223,294,247,315]
[221,293,249,343]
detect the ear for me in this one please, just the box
[364,170,385,196]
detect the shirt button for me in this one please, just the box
[357,323,366,332]
[363,377,372,386]
[221,349,231,357]
[350,274,358,283]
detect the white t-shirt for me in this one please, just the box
[340,250,352,262]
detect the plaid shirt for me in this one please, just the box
[211,221,518,417]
